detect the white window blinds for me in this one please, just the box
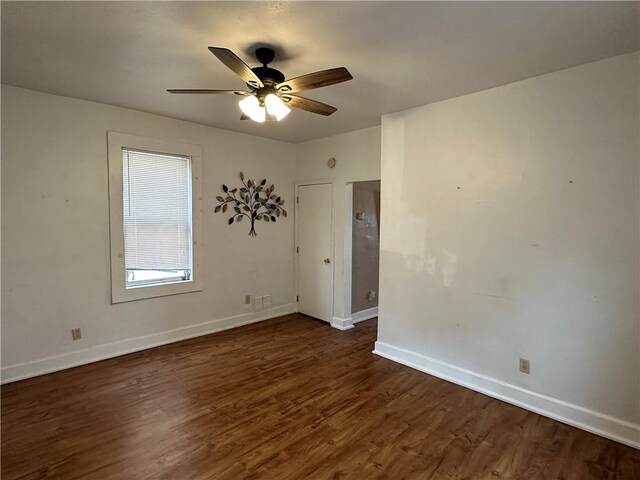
[122,148,192,272]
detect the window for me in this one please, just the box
[123,148,192,288]
[108,133,202,303]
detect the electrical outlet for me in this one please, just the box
[71,328,82,341]
[519,358,530,374]
[245,295,251,305]
[262,295,272,309]
[253,296,263,312]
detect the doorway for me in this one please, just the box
[349,180,380,322]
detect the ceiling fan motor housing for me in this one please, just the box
[251,48,284,87]
[250,66,285,87]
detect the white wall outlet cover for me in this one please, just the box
[253,296,263,312]
[262,295,272,308]
[519,358,530,374]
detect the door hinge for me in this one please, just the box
[296,196,299,204]
[296,295,299,302]
[296,246,299,253]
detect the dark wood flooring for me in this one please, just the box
[2,314,639,479]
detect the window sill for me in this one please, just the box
[112,278,203,304]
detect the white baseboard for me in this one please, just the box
[373,340,640,449]
[1,303,296,384]
[331,316,354,330]
[331,307,378,331]
[352,306,378,323]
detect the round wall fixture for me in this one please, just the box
[327,157,336,168]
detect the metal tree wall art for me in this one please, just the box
[214,172,287,237]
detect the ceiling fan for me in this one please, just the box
[168,46,352,123]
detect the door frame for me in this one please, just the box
[294,179,336,322]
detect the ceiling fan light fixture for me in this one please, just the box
[265,94,291,121]
[239,95,266,123]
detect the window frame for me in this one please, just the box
[108,132,203,303]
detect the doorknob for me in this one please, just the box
[324,258,331,264]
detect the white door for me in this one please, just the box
[297,183,333,322]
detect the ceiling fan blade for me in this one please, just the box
[208,47,264,89]
[168,89,250,95]
[282,95,338,116]
[276,67,352,93]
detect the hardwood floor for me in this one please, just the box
[2,314,639,479]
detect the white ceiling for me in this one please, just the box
[2,1,638,143]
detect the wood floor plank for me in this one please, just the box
[2,314,639,479]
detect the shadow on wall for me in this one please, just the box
[352,180,381,314]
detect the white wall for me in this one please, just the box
[294,127,380,327]
[1,85,297,382]
[377,52,640,447]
